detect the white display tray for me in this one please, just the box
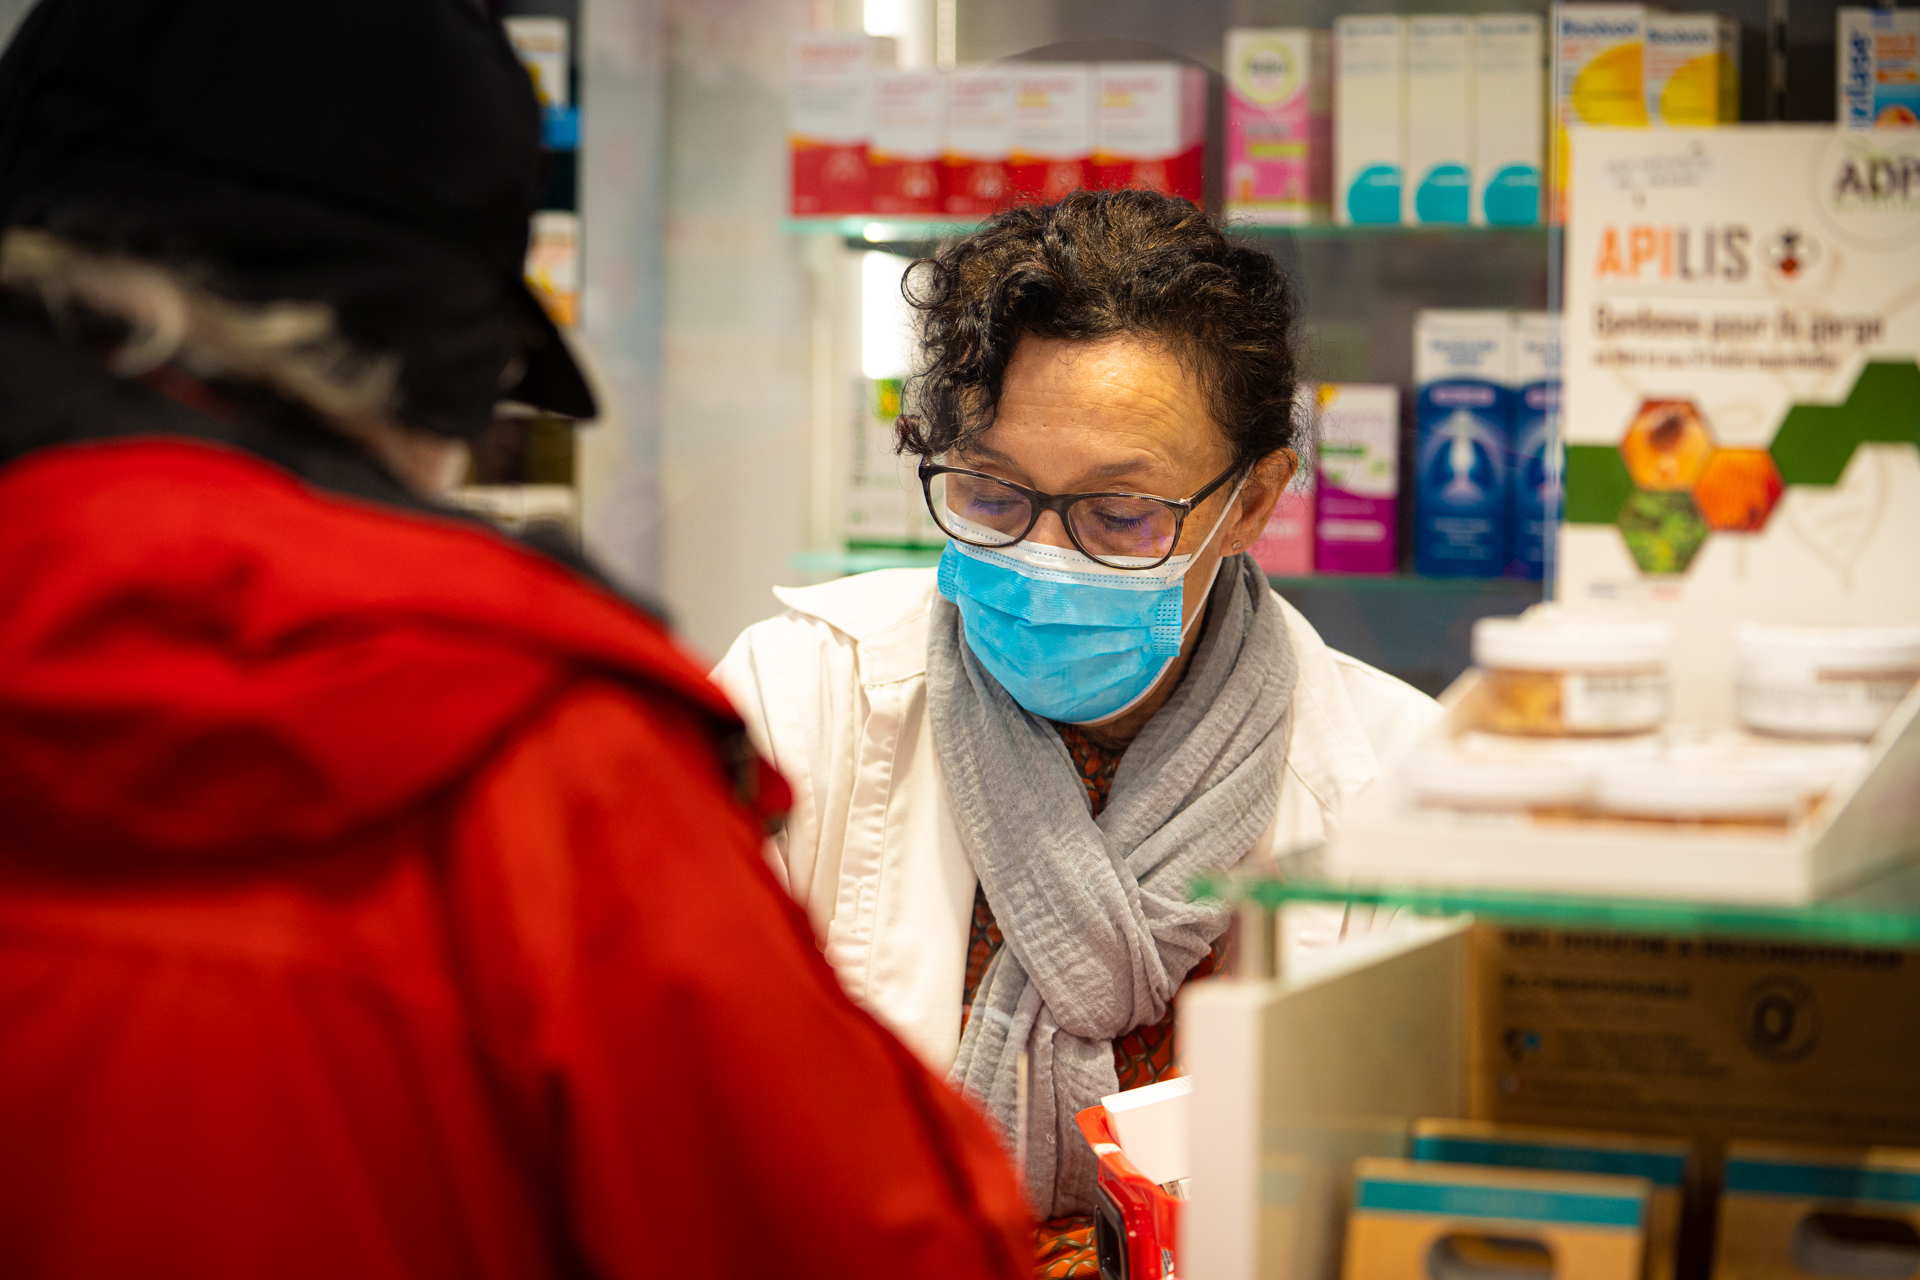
[1324,673,1920,905]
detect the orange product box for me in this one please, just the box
[943,67,1014,215]
[1093,62,1208,203]
[871,70,944,215]
[788,34,878,216]
[1010,63,1094,204]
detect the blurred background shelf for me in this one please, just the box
[1198,847,1920,948]
[792,549,1543,694]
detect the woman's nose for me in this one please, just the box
[1027,508,1077,550]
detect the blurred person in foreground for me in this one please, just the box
[0,1,1027,1277]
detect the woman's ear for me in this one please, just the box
[1225,449,1296,552]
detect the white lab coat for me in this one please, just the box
[712,567,1441,1071]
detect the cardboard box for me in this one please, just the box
[1343,1156,1650,1280]
[1473,14,1546,226]
[844,377,936,548]
[789,35,879,216]
[1645,13,1741,126]
[504,16,569,109]
[1553,5,1648,220]
[1251,466,1315,576]
[943,67,1014,215]
[1714,1141,1920,1280]
[1092,62,1207,204]
[1010,63,1093,205]
[1414,309,1512,578]
[1335,15,1407,225]
[1412,1119,1689,1280]
[871,70,944,215]
[1224,29,1331,225]
[1315,383,1399,575]
[1508,311,1561,581]
[1407,15,1474,225]
[1837,8,1920,129]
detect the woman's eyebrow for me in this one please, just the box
[960,443,1167,488]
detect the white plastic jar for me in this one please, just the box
[1596,760,1811,825]
[1736,623,1920,740]
[1471,615,1673,737]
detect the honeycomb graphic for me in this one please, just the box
[1561,361,1920,576]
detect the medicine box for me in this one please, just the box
[1251,465,1315,576]
[1343,1157,1650,1280]
[1837,7,1920,128]
[1335,15,1407,225]
[1411,1119,1688,1280]
[1715,1142,1920,1280]
[1406,15,1474,225]
[1010,63,1093,205]
[1553,5,1648,219]
[943,68,1014,216]
[524,211,580,328]
[1092,63,1207,203]
[1314,383,1399,575]
[871,70,944,215]
[1224,29,1331,225]
[788,35,879,216]
[1100,1077,1191,1188]
[1414,310,1512,578]
[845,378,933,548]
[1508,311,1562,581]
[1473,14,1546,226]
[1644,13,1741,126]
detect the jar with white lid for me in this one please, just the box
[1736,623,1920,740]
[1596,760,1811,825]
[1471,615,1672,737]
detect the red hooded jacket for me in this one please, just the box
[0,438,1029,1279]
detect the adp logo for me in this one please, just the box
[1594,223,1751,282]
[1816,132,1920,250]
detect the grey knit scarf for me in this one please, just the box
[928,553,1297,1217]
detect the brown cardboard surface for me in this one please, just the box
[1468,927,1920,1277]
[1712,1142,1920,1280]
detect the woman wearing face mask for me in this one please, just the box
[715,189,1440,1269]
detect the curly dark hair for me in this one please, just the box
[894,188,1301,473]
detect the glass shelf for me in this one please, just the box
[1197,847,1920,948]
[791,546,945,575]
[785,215,1550,244]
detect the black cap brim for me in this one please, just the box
[505,275,598,420]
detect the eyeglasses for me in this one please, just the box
[919,458,1241,570]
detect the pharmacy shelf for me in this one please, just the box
[785,215,1550,245]
[1196,846,1920,947]
[792,546,944,575]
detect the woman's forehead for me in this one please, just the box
[971,335,1227,488]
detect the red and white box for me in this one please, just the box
[944,67,1015,215]
[871,70,944,214]
[788,35,877,216]
[1092,62,1207,203]
[1010,63,1094,204]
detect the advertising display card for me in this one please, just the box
[1558,126,1920,726]
[1225,29,1332,225]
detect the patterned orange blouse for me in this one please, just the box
[960,724,1223,1279]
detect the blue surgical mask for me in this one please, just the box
[935,483,1245,725]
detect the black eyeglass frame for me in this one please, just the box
[917,458,1243,571]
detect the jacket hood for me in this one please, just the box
[0,438,742,862]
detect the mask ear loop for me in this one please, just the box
[1173,471,1252,641]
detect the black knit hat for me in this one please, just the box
[0,0,596,434]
